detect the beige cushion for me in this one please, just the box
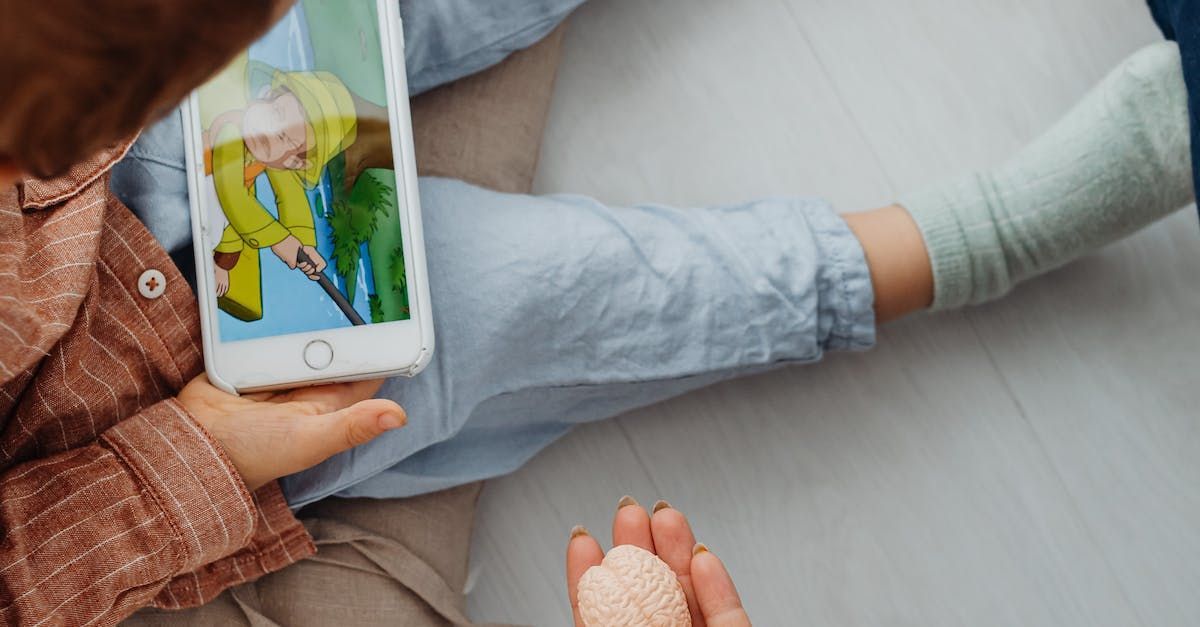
[124,20,567,627]
[411,22,565,194]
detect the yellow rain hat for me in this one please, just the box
[270,70,359,188]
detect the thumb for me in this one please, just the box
[291,399,406,468]
[691,545,751,626]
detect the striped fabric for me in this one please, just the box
[0,141,314,625]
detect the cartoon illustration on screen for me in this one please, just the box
[197,0,410,342]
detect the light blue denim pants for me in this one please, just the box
[111,0,877,507]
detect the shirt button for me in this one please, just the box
[138,269,167,300]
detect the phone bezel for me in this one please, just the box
[182,0,433,394]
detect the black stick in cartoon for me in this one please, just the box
[296,248,365,325]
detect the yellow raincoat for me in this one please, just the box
[203,64,358,321]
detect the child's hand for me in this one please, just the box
[178,375,405,491]
[567,497,751,627]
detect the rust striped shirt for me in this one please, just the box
[0,142,315,625]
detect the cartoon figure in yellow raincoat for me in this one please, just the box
[202,62,359,322]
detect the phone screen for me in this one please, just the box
[195,0,410,343]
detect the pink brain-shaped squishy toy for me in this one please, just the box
[576,544,691,626]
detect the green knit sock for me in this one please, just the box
[899,41,1194,310]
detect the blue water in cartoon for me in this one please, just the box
[218,4,374,342]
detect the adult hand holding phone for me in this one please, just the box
[178,375,405,491]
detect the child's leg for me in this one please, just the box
[399,0,587,95]
[899,41,1193,310]
[281,183,876,504]
[283,41,1195,505]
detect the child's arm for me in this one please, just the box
[0,400,260,624]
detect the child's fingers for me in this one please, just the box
[278,378,385,410]
[691,546,751,627]
[566,526,604,627]
[242,391,275,402]
[650,502,703,625]
[612,495,654,552]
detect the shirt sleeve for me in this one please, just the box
[215,223,246,255]
[266,169,317,247]
[0,398,256,625]
[212,123,291,249]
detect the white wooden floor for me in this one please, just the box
[466,1,1200,624]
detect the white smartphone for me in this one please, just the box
[182,0,433,394]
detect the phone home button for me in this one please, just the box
[303,340,334,370]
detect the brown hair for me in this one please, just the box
[0,0,292,178]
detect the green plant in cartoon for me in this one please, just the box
[303,0,410,323]
[325,155,409,323]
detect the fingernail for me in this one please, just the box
[378,412,406,430]
[617,495,639,509]
[652,499,671,513]
[570,525,590,539]
[692,542,709,556]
